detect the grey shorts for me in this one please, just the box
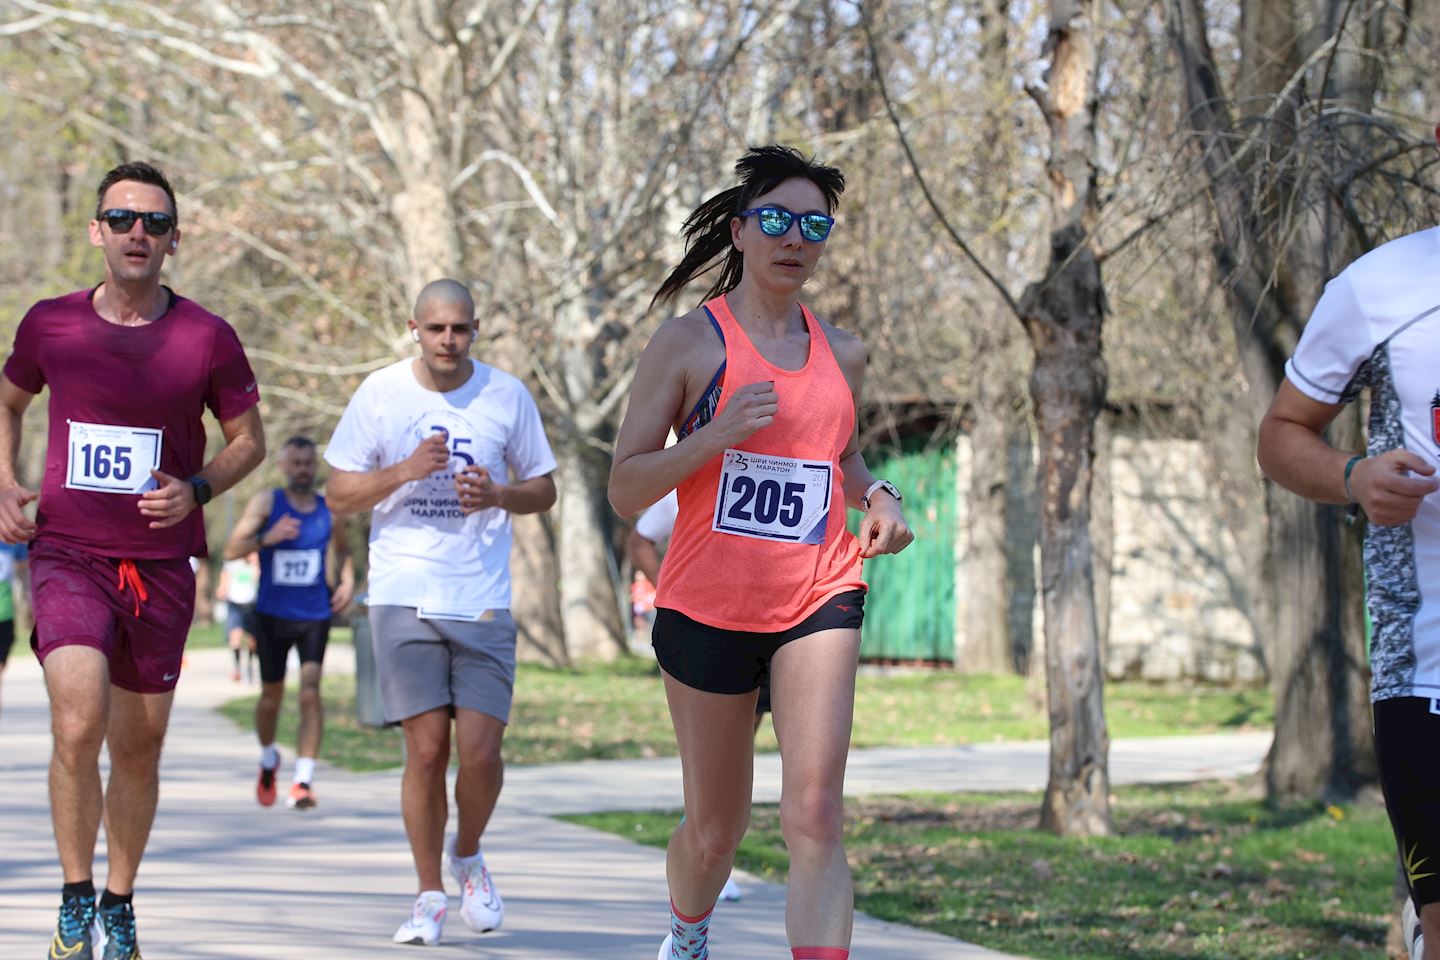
[369,606,518,725]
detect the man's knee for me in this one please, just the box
[406,731,451,775]
[297,679,322,712]
[258,681,286,709]
[51,710,106,766]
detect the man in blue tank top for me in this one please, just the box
[224,435,354,809]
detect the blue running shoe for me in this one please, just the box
[97,900,141,959]
[49,892,97,960]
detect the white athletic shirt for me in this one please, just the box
[1285,225,1440,702]
[324,358,557,616]
[634,489,679,543]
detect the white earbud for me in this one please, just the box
[411,329,420,342]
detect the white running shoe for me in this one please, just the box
[1404,897,1424,960]
[447,838,504,932]
[657,933,673,960]
[392,891,447,946]
[719,875,743,901]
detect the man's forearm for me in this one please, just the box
[202,428,265,497]
[498,475,556,515]
[1257,416,1353,505]
[327,463,419,516]
[0,407,24,488]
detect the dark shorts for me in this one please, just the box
[255,613,330,685]
[29,538,195,695]
[0,618,13,666]
[1375,696,1440,907]
[225,601,258,637]
[652,589,865,697]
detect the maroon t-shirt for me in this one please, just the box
[3,287,260,559]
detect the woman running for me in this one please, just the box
[609,144,914,960]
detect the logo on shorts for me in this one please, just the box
[162,672,178,682]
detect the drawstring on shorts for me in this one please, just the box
[117,558,148,617]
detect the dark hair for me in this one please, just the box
[284,435,316,450]
[651,145,845,309]
[95,162,178,220]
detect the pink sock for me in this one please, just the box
[791,949,849,960]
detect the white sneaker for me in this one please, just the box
[657,933,673,960]
[719,875,743,901]
[392,891,447,946]
[1404,897,1425,960]
[447,838,504,932]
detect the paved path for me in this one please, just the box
[0,646,1268,959]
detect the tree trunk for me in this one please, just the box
[1091,408,1113,661]
[1168,0,1376,801]
[1024,226,1111,836]
[1024,0,1112,837]
[554,441,627,660]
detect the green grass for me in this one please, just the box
[569,780,1396,960]
[185,621,229,649]
[216,655,1274,771]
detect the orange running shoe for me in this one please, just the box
[256,757,279,807]
[287,782,317,810]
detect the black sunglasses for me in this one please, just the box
[99,208,176,237]
[739,206,835,242]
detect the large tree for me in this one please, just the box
[868,0,1112,835]
[1166,0,1404,801]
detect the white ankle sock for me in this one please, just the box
[293,757,316,785]
[261,744,279,769]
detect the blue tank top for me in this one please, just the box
[256,489,332,621]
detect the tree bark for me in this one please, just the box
[1024,0,1113,836]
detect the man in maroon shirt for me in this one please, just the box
[0,162,265,960]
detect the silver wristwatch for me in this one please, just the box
[861,479,902,511]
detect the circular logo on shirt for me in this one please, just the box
[398,409,478,524]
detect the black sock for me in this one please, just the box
[62,880,95,901]
[99,889,132,909]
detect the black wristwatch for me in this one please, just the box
[188,475,213,506]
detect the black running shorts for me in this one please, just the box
[0,618,12,666]
[255,613,330,685]
[1375,696,1440,907]
[652,590,864,697]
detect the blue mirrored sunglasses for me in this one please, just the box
[738,206,835,242]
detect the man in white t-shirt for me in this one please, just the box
[1257,194,1440,960]
[325,279,557,947]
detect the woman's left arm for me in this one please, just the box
[830,326,914,558]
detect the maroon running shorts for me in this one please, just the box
[29,538,195,694]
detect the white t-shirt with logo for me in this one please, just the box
[1285,225,1440,702]
[324,359,557,616]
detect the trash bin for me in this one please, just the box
[351,596,385,728]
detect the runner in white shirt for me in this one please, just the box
[1258,213,1440,960]
[324,279,557,947]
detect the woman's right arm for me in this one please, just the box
[609,317,778,518]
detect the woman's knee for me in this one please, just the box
[684,808,749,870]
[780,783,845,849]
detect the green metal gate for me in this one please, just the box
[848,437,956,662]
